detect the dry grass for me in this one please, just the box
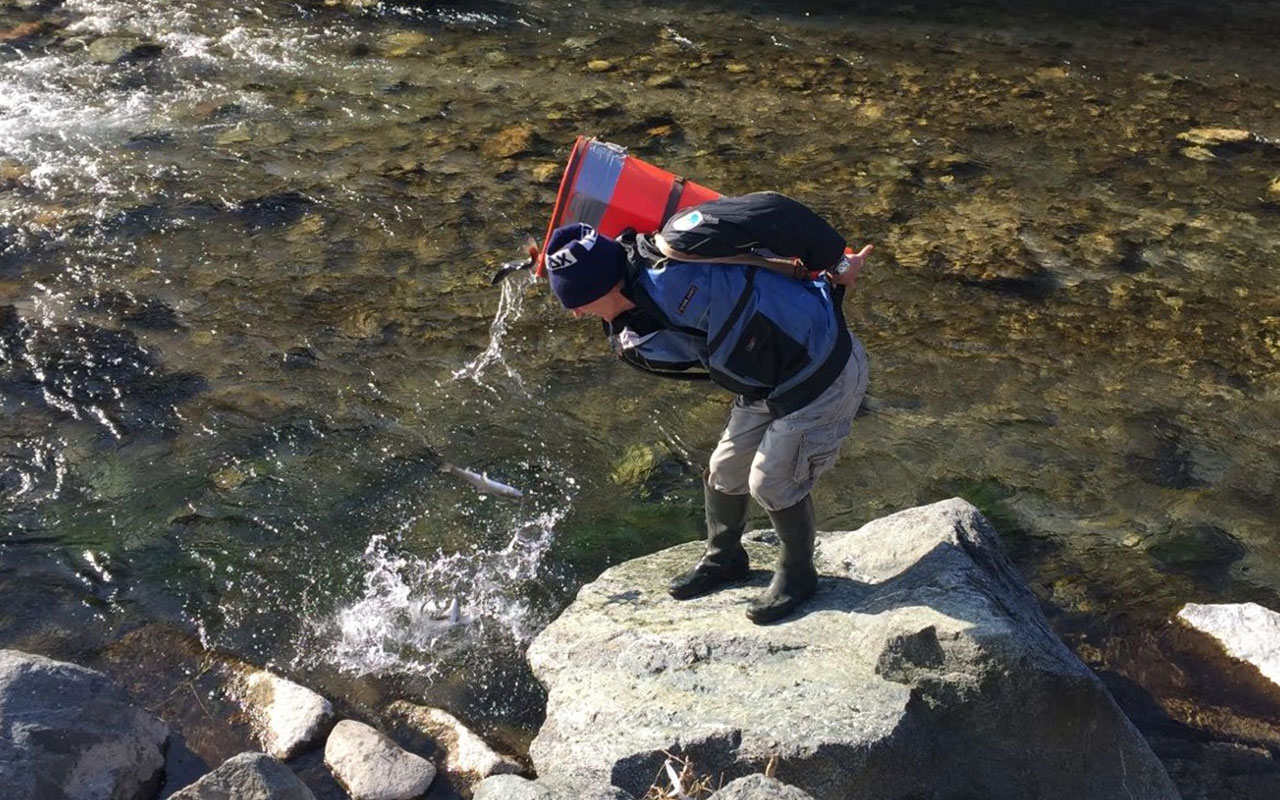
[641,752,721,800]
[642,751,785,799]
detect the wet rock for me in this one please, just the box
[0,159,29,188]
[1144,523,1245,576]
[890,194,1056,298]
[586,59,615,72]
[384,701,521,784]
[282,345,319,368]
[123,42,164,62]
[560,36,597,52]
[169,751,316,800]
[710,775,816,799]
[484,124,540,159]
[382,31,429,57]
[531,162,560,183]
[235,191,316,228]
[211,466,248,491]
[0,20,51,45]
[0,649,168,800]
[1176,127,1257,148]
[88,36,138,63]
[232,668,335,760]
[77,290,183,330]
[926,153,988,182]
[609,443,655,487]
[524,499,1178,799]
[645,73,682,89]
[472,774,633,800]
[215,125,255,146]
[1179,145,1218,162]
[1269,175,1280,198]
[1177,603,1280,688]
[324,719,436,800]
[726,62,751,74]
[1122,413,1205,489]
[87,36,162,64]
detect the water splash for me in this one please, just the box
[451,270,532,391]
[310,506,564,677]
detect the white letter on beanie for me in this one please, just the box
[546,246,578,270]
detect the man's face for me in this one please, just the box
[568,282,630,322]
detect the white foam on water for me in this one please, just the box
[0,0,363,217]
[451,270,532,392]
[313,507,564,677]
[64,0,329,72]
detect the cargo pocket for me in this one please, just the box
[723,312,807,387]
[793,420,849,484]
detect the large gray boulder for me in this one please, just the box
[526,498,1178,800]
[0,649,169,800]
[169,751,315,799]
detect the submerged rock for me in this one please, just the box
[169,751,316,800]
[86,36,163,64]
[0,649,169,800]
[233,668,335,760]
[384,700,521,784]
[485,124,541,159]
[1175,127,1258,148]
[77,290,184,330]
[1177,602,1280,688]
[325,719,436,800]
[0,310,206,436]
[523,499,1178,800]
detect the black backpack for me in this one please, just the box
[653,192,847,280]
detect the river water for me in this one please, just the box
[2,0,1279,792]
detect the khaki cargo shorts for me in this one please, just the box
[707,335,868,512]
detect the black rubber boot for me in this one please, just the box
[668,483,751,600]
[747,495,818,624]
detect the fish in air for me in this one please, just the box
[442,463,523,499]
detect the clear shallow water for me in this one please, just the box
[2,0,1280,775]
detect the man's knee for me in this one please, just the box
[748,471,808,513]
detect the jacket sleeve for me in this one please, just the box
[609,326,711,381]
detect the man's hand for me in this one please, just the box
[828,244,873,288]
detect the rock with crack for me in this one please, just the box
[233,668,335,760]
[0,649,169,800]
[524,499,1178,800]
[169,751,315,800]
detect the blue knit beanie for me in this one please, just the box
[544,223,626,309]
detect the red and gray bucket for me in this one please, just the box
[535,137,721,276]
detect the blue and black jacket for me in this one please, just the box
[606,234,852,417]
